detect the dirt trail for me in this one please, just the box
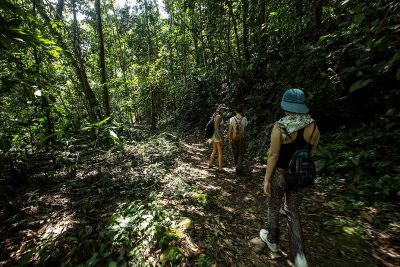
[167,136,382,267]
[1,131,396,266]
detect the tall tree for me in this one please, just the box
[70,0,102,120]
[143,0,157,130]
[241,0,250,62]
[95,0,110,118]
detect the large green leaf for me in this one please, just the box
[93,117,110,126]
[160,247,184,265]
[353,13,365,25]
[349,79,374,93]
[107,261,117,267]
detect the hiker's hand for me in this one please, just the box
[264,180,271,197]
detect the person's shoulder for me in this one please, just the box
[214,114,221,121]
[272,122,281,132]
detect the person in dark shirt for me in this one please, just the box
[260,88,320,267]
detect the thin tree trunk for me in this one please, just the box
[95,0,110,118]
[32,0,54,146]
[314,0,323,37]
[296,0,303,33]
[257,0,266,49]
[242,0,250,62]
[111,3,129,92]
[144,0,156,130]
[226,5,231,57]
[226,0,241,63]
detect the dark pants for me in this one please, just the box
[267,168,308,260]
[231,138,245,172]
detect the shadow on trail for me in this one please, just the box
[169,137,278,266]
[0,147,157,266]
[1,131,397,266]
[0,129,179,266]
[172,136,384,267]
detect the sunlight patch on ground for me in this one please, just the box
[40,213,77,240]
[182,142,207,153]
[173,162,212,179]
[243,195,255,202]
[222,206,235,213]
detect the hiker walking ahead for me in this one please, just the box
[260,89,320,267]
[228,105,248,175]
[209,104,228,171]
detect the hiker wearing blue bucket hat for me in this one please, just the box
[260,88,320,267]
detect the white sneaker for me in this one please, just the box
[259,229,278,252]
[294,253,308,267]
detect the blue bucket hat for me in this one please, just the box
[281,88,309,114]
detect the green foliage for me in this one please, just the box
[58,195,180,266]
[195,254,213,267]
[159,246,185,266]
[316,114,400,201]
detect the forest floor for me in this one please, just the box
[0,127,399,266]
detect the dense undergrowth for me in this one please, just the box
[311,116,400,266]
[317,106,400,196]
[1,116,400,266]
[0,127,189,266]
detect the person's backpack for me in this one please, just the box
[205,114,215,138]
[286,124,316,188]
[232,116,245,140]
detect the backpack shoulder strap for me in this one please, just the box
[308,122,316,144]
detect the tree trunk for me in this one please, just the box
[95,0,110,118]
[241,0,250,62]
[226,4,231,57]
[111,3,129,93]
[144,0,157,130]
[295,0,303,33]
[70,0,102,120]
[32,0,54,146]
[314,0,323,36]
[226,0,241,63]
[257,0,266,49]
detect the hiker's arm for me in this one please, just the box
[311,127,320,156]
[215,115,223,141]
[264,124,281,195]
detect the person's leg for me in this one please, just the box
[217,142,223,170]
[231,140,239,165]
[285,186,307,261]
[266,168,286,244]
[209,141,217,167]
[236,139,245,173]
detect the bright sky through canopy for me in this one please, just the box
[116,0,169,19]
